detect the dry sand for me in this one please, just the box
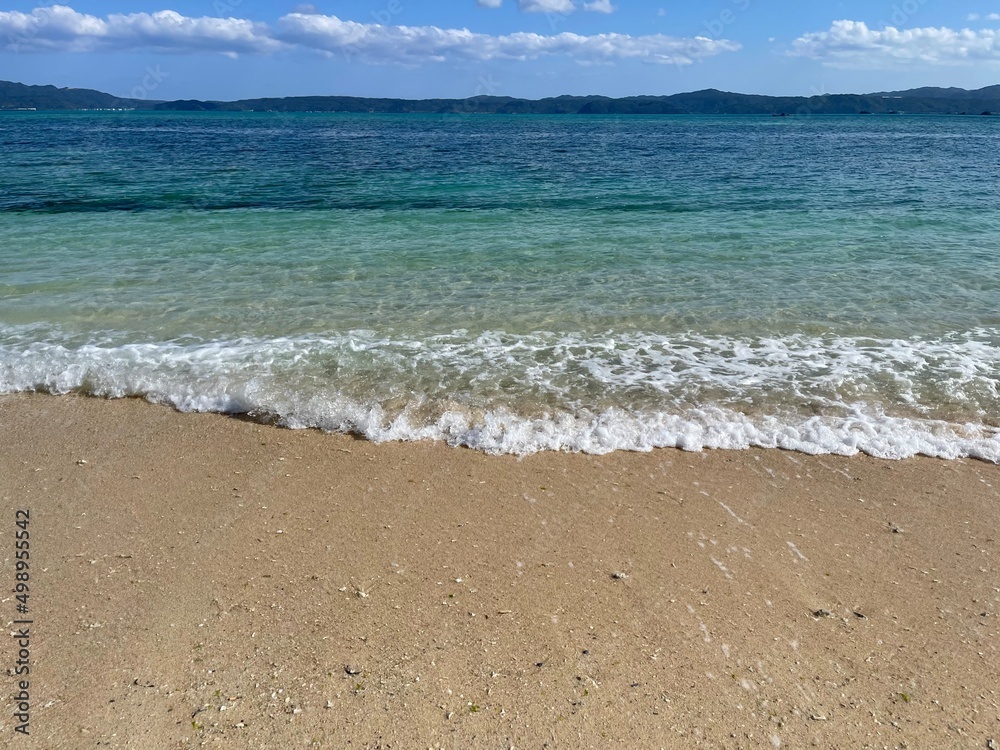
[1,393,998,749]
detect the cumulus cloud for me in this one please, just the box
[0,5,740,66]
[0,5,280,53]
[789,20,1000,67]
[278,13,738,64]
[476,0,503,8]
[584,0,616,13]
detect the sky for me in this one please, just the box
[2,1,1000,101]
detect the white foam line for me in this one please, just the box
[3,325,1000,462]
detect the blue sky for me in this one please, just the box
[2,1,1000,100]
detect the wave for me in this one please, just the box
[2,326,998,461]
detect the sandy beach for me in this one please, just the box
[1,393,998,749]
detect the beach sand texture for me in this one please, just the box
[1,394,998,749]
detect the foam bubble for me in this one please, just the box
[2,325,999,461]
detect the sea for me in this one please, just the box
[2,111,999,460]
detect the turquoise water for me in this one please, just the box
[2,111,1000,458]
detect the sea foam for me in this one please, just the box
[2,326,999,462]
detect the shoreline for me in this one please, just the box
[1,393,998,748]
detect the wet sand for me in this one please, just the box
[1,393,998,749]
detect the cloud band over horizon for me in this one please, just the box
[0,5,739,65]
[790,20,1000,68]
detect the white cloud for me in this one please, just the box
[279,13,739,64]
[518,0,575,13]
[0,5,279,53]
[789,20,1000,67]
[0,5,741,65]
[476,0,503,8]
[584,0,616,13]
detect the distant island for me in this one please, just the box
[3,79,1000,116]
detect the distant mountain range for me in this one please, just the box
[2,80,999,116]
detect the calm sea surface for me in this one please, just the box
[2,111,999,458]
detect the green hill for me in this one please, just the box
[0,80,153,110]
[3,79,1000,115]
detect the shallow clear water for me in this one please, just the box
[2,111,1000,458]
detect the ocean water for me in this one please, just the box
[2,111,1000,460]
